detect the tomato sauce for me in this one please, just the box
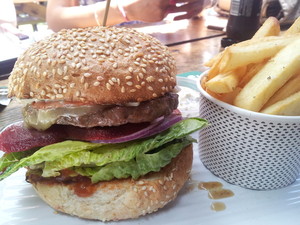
[27,169,98,197]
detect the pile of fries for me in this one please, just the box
[202,17,300,116]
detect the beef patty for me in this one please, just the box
[23,93,178,130]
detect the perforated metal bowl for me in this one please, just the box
[197,72,300,190]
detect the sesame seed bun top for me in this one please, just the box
[8,26,177,104]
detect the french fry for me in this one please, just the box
[252,17,280,39]
[218,87,242,105]
[206,48,229,80]
[263,73,300,108]
[204,51,224,68]
[205,67,246,93]
[261,91,300,116]
[284,17,300,36]
[201,76,224,101]
[233,39,300,112]
[219,35,300,72]
[239,60,267,88]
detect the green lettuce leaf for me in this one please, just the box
[0,141,103,179]
[0,149,36,173]
[75,137,193,183]
[0,118,207,181]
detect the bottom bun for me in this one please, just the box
[31,144,193,221]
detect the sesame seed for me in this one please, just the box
[51,60,57,66]
[106,83,111,90]
[146,76,155,82]
[93,81,100,86]
[126,81,133,86]
[57,68,63,76]
[23,68,28,75]
[83,73,92,77]
[80,76,85,84]
[147,86,153,91]
[97,76,104,81]
[76,63,82,69]
[56,94,64,99]
[59,59,66,64]
[109,80,114,85]
[138,73,144,79]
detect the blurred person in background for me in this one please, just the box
[0,0,26,60]
[46,0,212,32]
[261,0,300,25]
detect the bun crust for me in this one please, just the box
[8,26,177,104]
[31,144,193,221]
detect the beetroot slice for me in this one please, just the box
[0,121,63,153]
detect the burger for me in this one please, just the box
[0,26,207,221]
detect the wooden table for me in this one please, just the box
[0,17,225,130]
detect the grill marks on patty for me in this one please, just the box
[23,93,179,130]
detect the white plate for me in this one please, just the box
[1,137,300,225]
[1,74,300,225]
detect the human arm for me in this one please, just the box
[46,0,208,32]
[46,0,127,32]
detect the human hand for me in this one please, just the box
[120,0,171,22]
[167,0,205,20]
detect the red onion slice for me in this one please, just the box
[90,113,182,143]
